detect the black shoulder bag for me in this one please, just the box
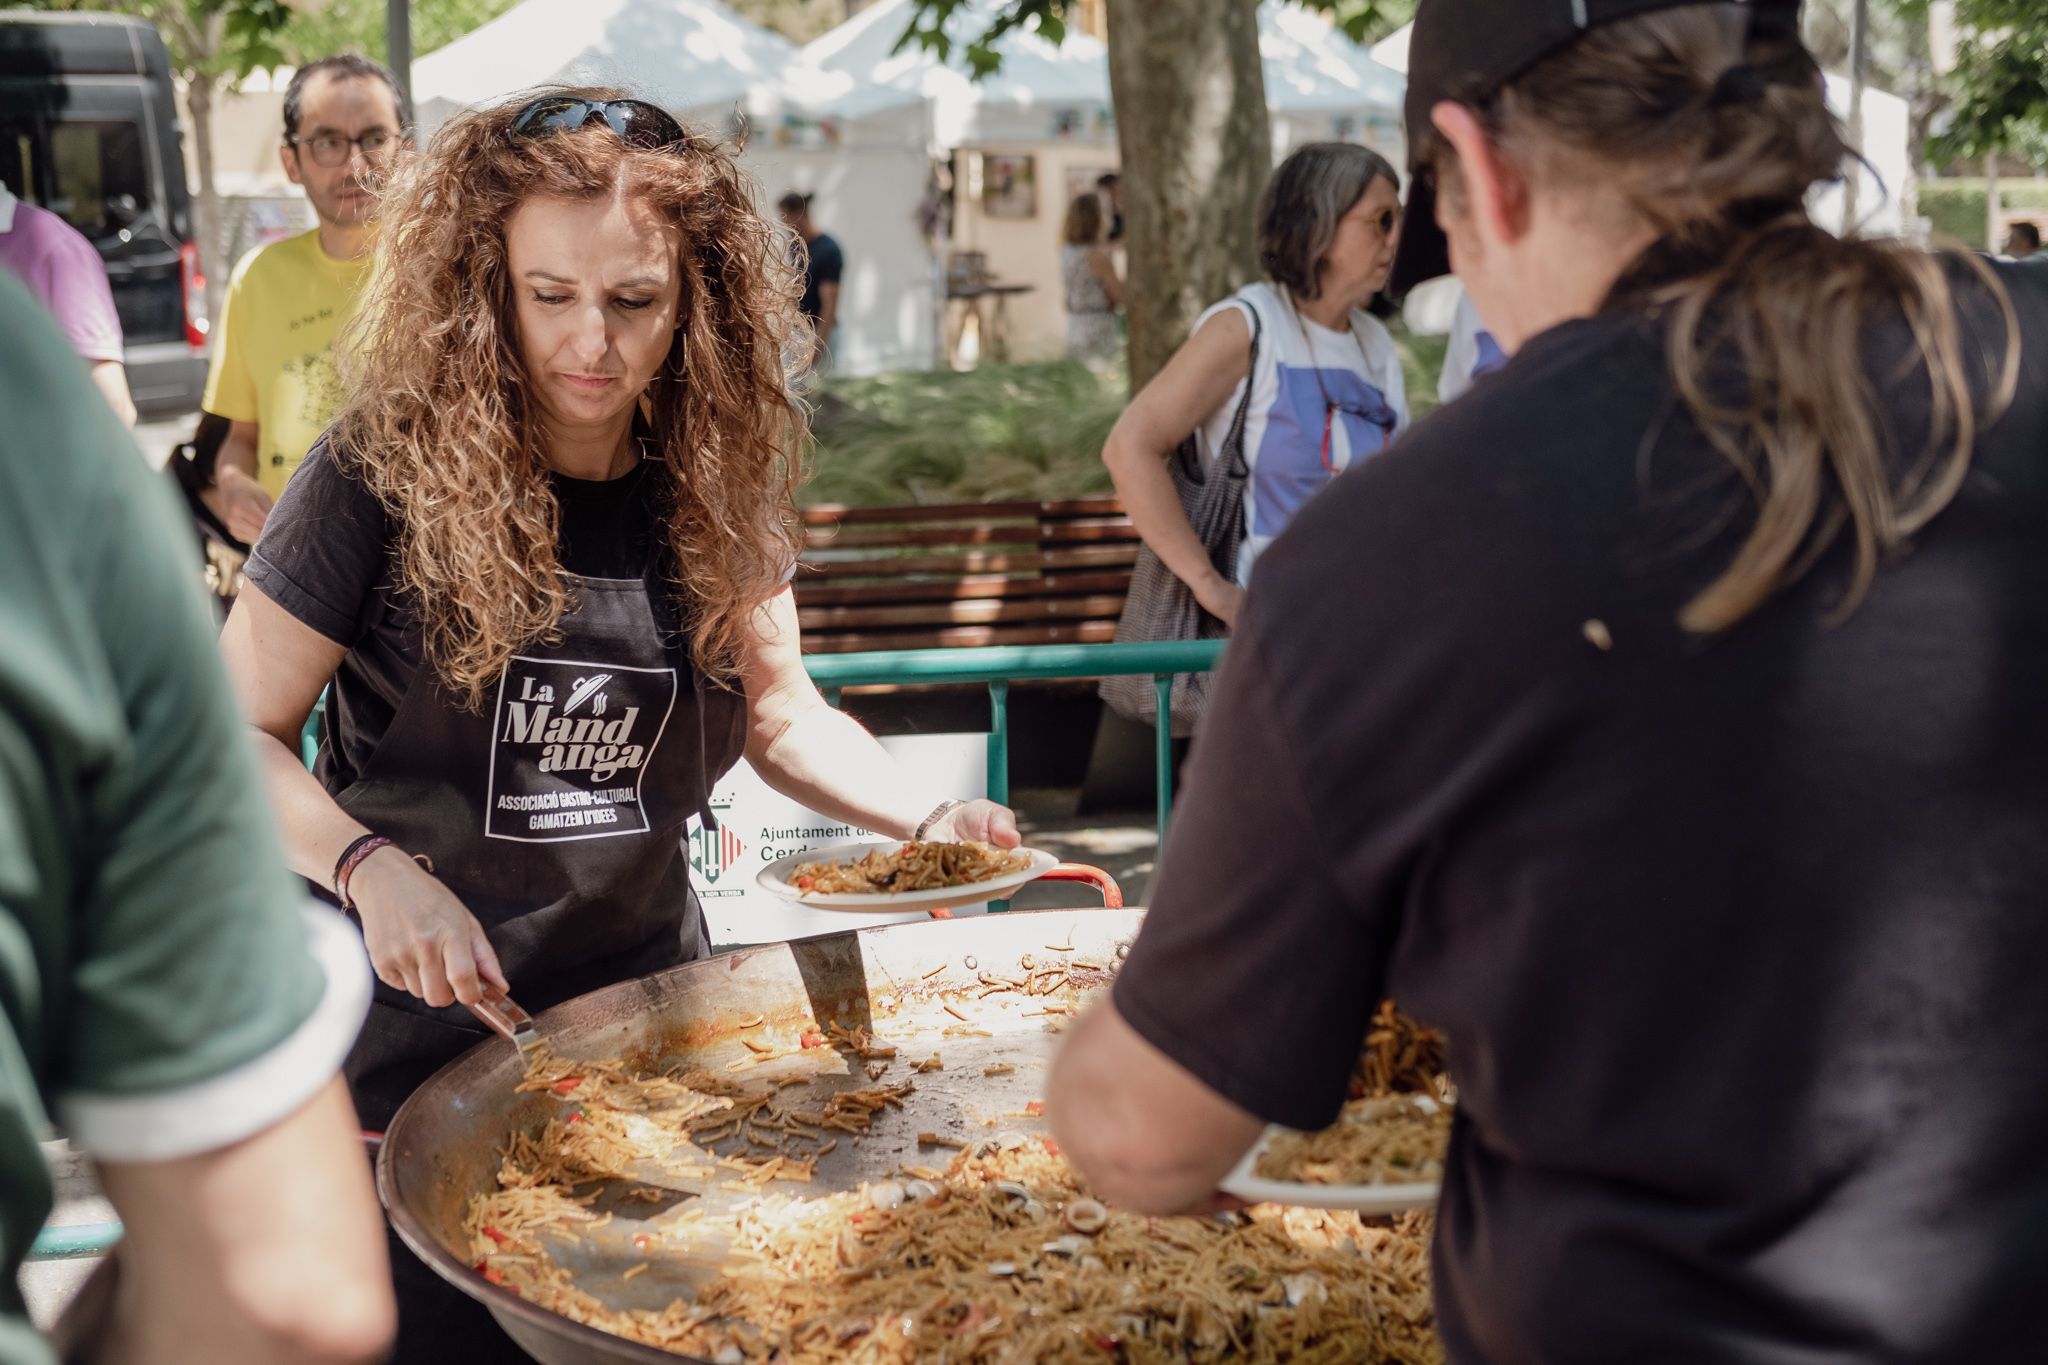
[1099,304,1262,737]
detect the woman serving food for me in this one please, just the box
[219,90,1014,1361]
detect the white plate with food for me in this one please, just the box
[1219,1094,1447,1214]
[756,840,1059,914]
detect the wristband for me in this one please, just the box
[334,835,394,912]
[914,799,967,841]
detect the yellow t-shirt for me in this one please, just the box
[201,229,370,499]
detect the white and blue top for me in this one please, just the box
[1438,288,1509,404]
[1192,281,1409,586]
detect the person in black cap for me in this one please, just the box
[1052,3,2048,1360]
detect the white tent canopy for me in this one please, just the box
[803,0,1405,150]
[411,0,869,134]
[1260,5,1405,116]
[1371,21,1412,75]
[803,0,1113,147]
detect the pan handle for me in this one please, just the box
[467,987,541,1057]
[1039,863,1124,909]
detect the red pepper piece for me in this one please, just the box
[1024,1100,1045,1117]
[565,1110,584,1124]
[633,1233,653,1251]
[480,1266,506,1286]
[482,1225,510,1246]
[799,1028,825,1049]
[551,1076,583,1095]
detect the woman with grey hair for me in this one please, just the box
[1101,142,1406,626]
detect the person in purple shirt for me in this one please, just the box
[0,182,136,426]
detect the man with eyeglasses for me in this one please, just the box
[199,55,407,543]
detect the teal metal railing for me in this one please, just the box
[298,642,1225,840]
[31,1223,121,1261]
[807,639,1225,840]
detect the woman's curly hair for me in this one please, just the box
[334,88,808,708]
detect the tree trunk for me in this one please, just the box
[1105,0,1271,391]
[1842,0,1867,226]
[1985,152,1999,252]
[186,70,225,323]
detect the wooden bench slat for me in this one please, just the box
[800,545,1138,579]
[802,619,1123,653]
[1038,498,1125,518]
[801,500,1045,527]
[793,498,1137,657]
[793,570,1133,607]
[800,497,1127,528]
[799,594,1129,631]
[805,520,1135,551]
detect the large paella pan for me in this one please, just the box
[377,910,1439,1364]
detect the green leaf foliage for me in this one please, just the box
[894,0,1416,76]
[13,0,296,82]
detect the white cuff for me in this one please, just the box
[57,903,371,1163]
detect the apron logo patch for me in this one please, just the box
[486,657,678,842]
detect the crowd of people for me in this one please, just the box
[5,0,2048,1362]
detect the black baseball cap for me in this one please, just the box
[1387,0,1803,297]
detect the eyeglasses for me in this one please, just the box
[509,98,689,152]
[288,130,398,168]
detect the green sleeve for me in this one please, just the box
[0,275,328,1099]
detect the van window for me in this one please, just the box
[0,114,156,242]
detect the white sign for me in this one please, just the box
[686,733,988,947]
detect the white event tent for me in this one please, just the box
[802,0,1407,364]
[411,0,817,134]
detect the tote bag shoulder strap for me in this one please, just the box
[1217,298,1264,480]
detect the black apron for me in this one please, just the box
[335,563,746,1131]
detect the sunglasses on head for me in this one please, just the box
[509,97,689,152]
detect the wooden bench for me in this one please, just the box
[795,499,1138,655]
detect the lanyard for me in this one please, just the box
[1299,303,1375,475]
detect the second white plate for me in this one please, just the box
[1218,1101,1444,1215]
[755,841,1059,914]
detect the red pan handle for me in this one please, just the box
[1039,863,1124,908]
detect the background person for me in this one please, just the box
[776,190,842,367]
[218,92,1017,1363]
[0,181,134,426]
[1097,171,1126,244]
[1052,2,2048,1360]
[1060,191,1122,360]
[2003,220,2044,261]
[200,53,407,545]
[1100,142,1407,629]
[0,272,390,1365]
[1437,283,1507,403]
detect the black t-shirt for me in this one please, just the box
[1114,261,2048,1362]
[246,439,663,793]
[798,232,844,324]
